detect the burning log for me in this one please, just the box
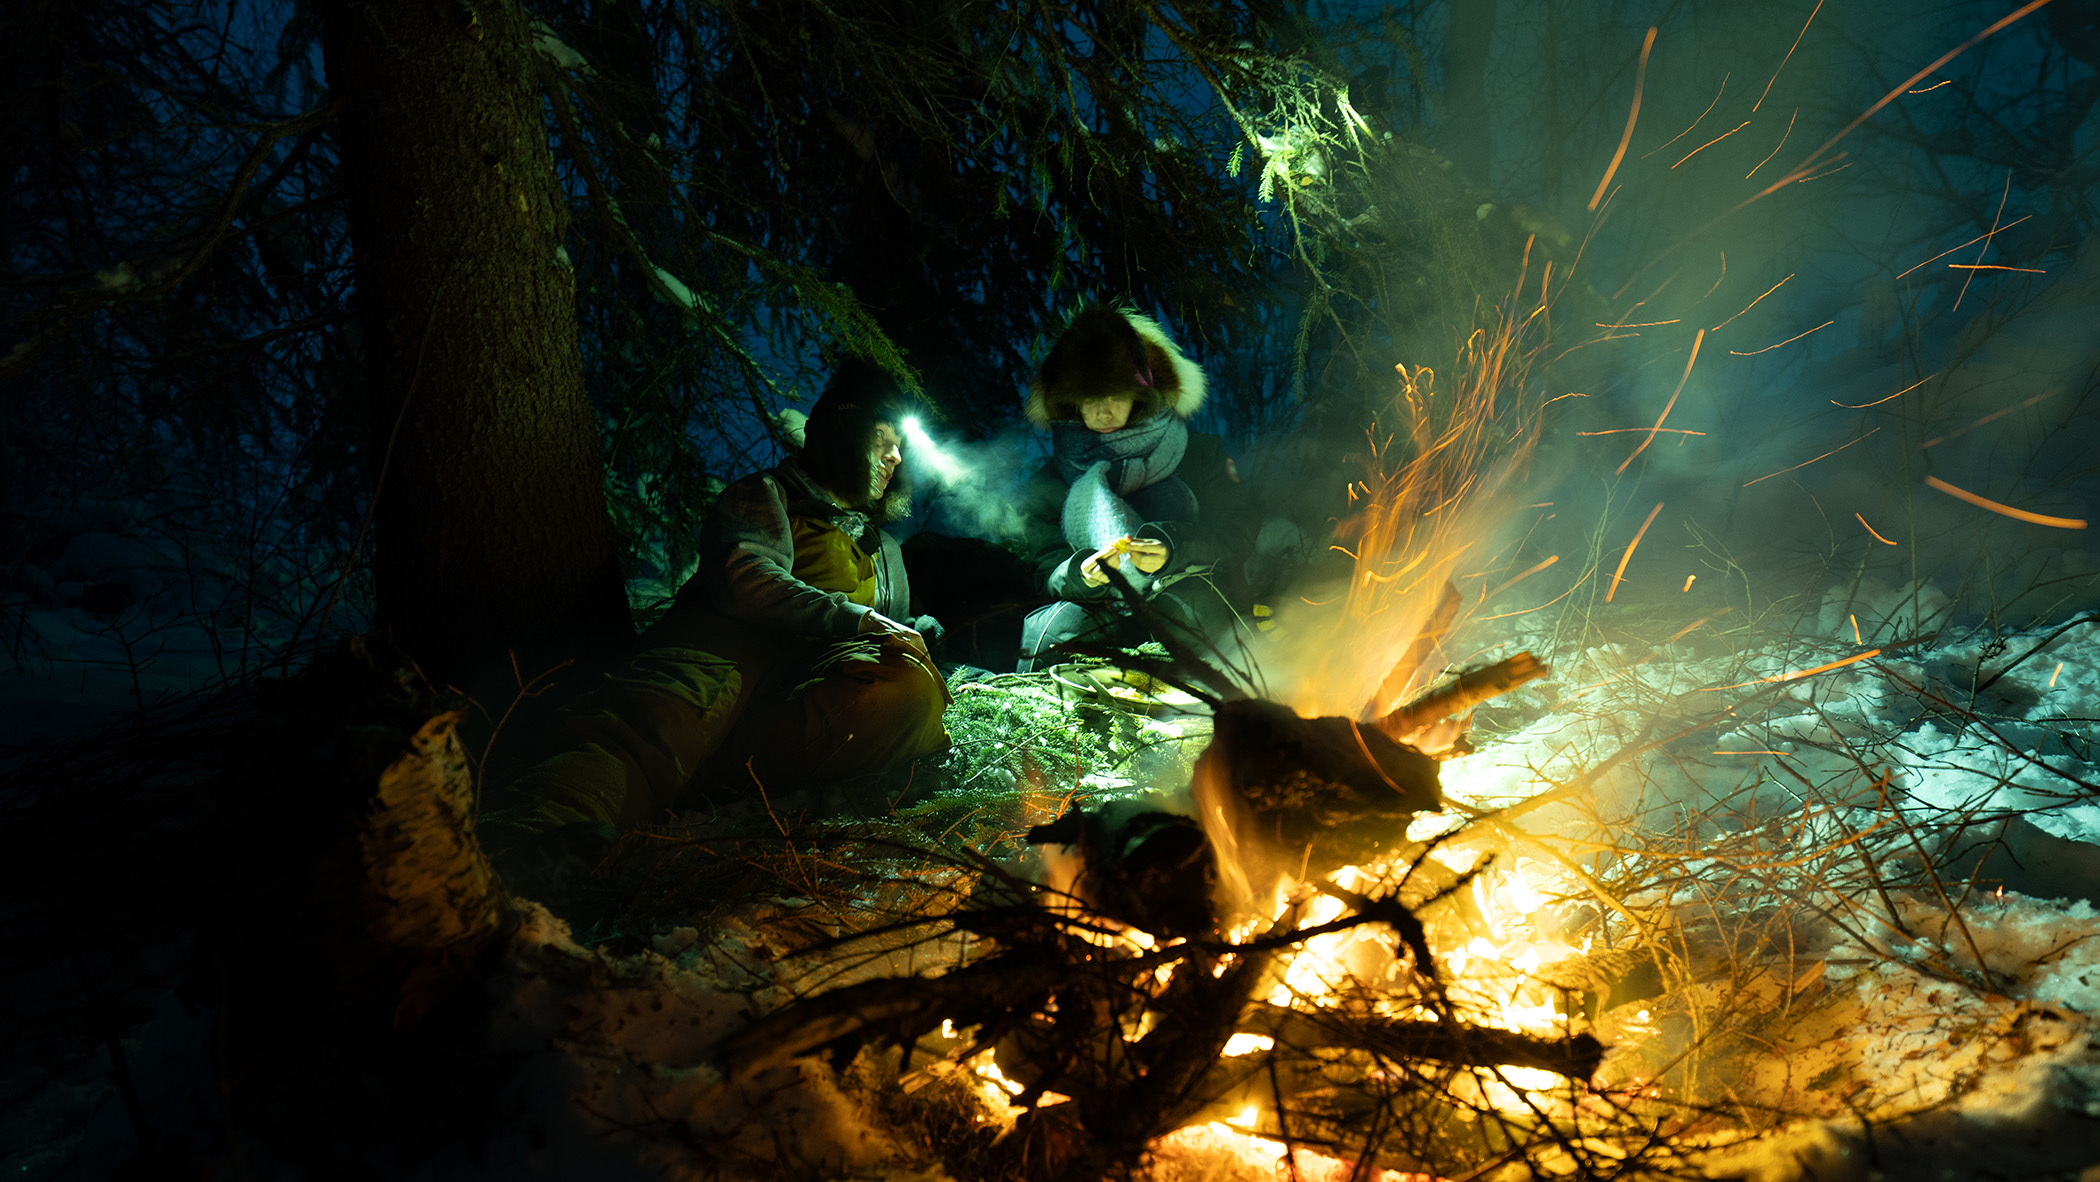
[1375,650,1550,751]
[1028,696,1456,934]
[1196,697,1443,907]
[1242,1002,1604,1079]
[716,944,1070,1087]
[1353,577,1551,756]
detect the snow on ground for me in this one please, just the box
[1455,583,2098,847]
[1,508,335,746]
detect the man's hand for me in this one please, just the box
[1079,536,1169,586]
[857,610,930,662]
[857,610,950,702]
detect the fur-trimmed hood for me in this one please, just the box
[1025,304,1207,428]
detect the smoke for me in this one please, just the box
[901,424,1046,542]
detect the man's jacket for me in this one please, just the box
[684,459,910,636]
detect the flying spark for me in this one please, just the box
[1618,329,1704,473]
[1742,428,1879,486]
[1590,27,1658,211]
[1896,216,2033,279]
[1606,502,1665,603]
[1748,0,2057,207]
[1833,371,1938,409]
[1704,648,1883,691]
[1484,554,1561,603]
[1674,120,1752,168]
[1711,273,1794,332]
[1650,73,1730,157]
[1953,171,2015,313]
[1730,320,1832,356]
[1925,476,2088,529]
[1745,108,1798,178]
[1754,0,1824,111]
[1921,390,2056,449]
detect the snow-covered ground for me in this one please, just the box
[1,505,339,747]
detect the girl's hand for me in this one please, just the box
[1080,536,1168,585]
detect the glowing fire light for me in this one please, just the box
[1160,1121,1439,1182]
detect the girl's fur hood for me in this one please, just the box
[1024,305,1207,428]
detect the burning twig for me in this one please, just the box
[1362,580,1462,720]
[1376,651,1551,749]
[1243,1003,1605,1079]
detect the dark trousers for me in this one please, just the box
[1015,572,1252,674]
[486,611,948,837]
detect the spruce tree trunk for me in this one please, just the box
[320,0,629,686]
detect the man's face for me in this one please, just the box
[1080,392,1136,434]
[868,422,903,500]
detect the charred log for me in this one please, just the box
[1198,697,1443,893]
[1026,807,1218,939]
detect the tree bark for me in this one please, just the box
[320,0,629,686]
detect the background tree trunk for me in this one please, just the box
[320,0,630,687]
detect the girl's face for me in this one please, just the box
[1079,392,1135,434]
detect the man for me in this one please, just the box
[483,359,949,845]
[1015,304,1258,673]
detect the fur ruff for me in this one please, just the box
[1025,305,1207,427]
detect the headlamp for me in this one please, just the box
[899,415,969,484]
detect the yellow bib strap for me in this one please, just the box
[790,517,878,607]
